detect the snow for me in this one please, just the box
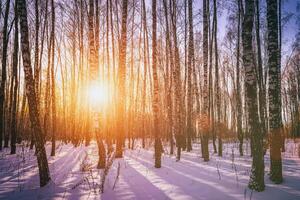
[0,140,300,200]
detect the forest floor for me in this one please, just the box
[0,140,300,200]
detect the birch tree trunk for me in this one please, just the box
[236,0,243,156]
[141,0,147,148]
[116,0,128,158]
[0,0,10,150]
[10,1,19,155]
[255,0,266,141]
[242,0,265,191]
[186,0,194,152]
[170,0,184,161]
[17,0,51,187]
[50,0,56,157]
[152,0,162,168]
[162,0,174,154]
[267,0,283,184]
[201,0,210,162]
[213,0,222,157]
[34,0,40,108]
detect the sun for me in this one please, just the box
[87,82,111,107]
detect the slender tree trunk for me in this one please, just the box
[57,44,66,142]
[170,0,184,161]
[17,0,51,187]
[208,0,216,154]
[243,0,265,191]
[152,0,162,168]
[132,27,142,150]
[38,0,48,123]
[44,1,51,144]
[128,0,136,149]
[213,0,222,157]
[10,2,19,155]
[236,0,243,156]
[70,0,77,145]
[182,0,187,152]
[278,0,285,152]
[141,0,152,149]
[267,0,283,184]
[186,0,194,152]
[0,0,10,150]
[109,0,116,89]
[109,0,117,148]
[162,0,174,154]
[255,0,267,156]
[95,0,105,167]
[105,0,113,153]
[50,0,56,157]
[202,0,210,162]
[34,0,40,108]
[115,0,128,158]
[19,85,26,143]
[88,0,96,84]
[94,0,100,78]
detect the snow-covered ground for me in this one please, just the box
[0,140,300,200]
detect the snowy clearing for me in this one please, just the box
[0,141,300,200]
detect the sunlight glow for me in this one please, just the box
[87,82,111,108]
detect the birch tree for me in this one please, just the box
[152,0,162,168]
[17,0,51,187]
[242,0,265,191]
[10,1,19,155]
[201,0,210,162]
[116,0,128,158]
[186,0,194,152]
[0,0,10,150]
[267,0,283,184]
